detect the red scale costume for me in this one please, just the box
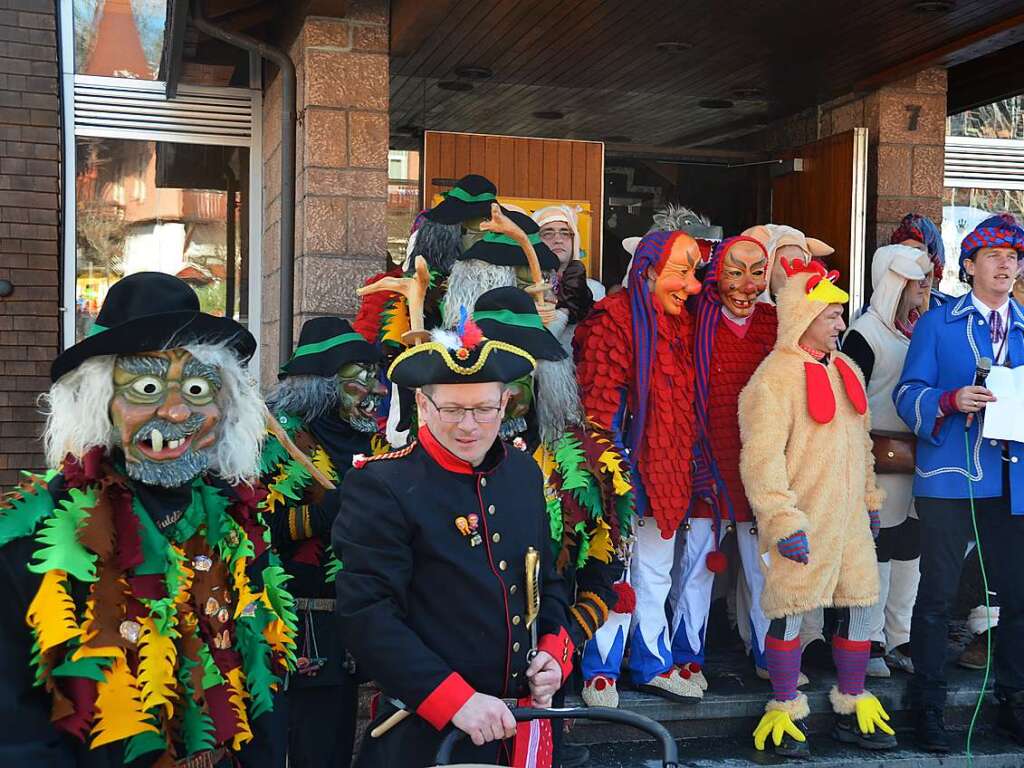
[667,235,780,683]
[577,230,705,703]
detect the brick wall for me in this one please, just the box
[0,0,61,487]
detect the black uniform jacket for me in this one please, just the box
[333,426,574,731]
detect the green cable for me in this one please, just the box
[964,429,993,766]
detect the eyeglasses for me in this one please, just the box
[540,228,574,242]
[422,391,503,423]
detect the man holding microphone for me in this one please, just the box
[895,213,1024,752]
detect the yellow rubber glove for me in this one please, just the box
[753,709,807,751]
[855,693,895,736]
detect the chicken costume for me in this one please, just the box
[576,230,703,704]
[738,259,895,756]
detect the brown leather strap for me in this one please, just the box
[174,747,229,768]
[294,597,337,612]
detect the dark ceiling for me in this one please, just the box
[389,0,1024,153]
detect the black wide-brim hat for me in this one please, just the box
[425,174,501,225]
[388,338,535,388]
[51,271,256,382]
[458,211,559,271]
[473,287,566,362]
[279,316,380,379]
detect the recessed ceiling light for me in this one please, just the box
[454,65,493,80]
[699,98,734,109]
[732,87,763,100]
[910,0,955,11]
[655,41,693,53]
[533,110,564,120]
[437,80,473,92]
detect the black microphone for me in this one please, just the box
[965,356,992,429]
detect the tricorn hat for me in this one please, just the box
[388,315,534,388]
[51,271,256,382]
[473,287,566,362]
[279,317,379,379]
[459,210,560,271]
[425,174,501,225]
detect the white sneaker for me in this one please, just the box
[885,648,914,674]
[677,662,708,691]
[581,675,619,707]
[866,655,891,678]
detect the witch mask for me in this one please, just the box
[718,240,768,318]
[652,234,702,315]
[338,361,386,433]
[110,349,222,487]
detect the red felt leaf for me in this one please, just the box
[53,675,98,741]
[835,358,867,415]
[804,362,836,424]
[111,485,143,571]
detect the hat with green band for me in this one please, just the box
[473,287,567,361]
[459,210,560,270]
[425,174,503,225]
[279,317,380,379]
[51,271,256,383]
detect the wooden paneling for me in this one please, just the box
[424,130,605,278]
[771,131,857,292]
[391,1,1024,149]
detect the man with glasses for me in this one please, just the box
[334,322,574,768]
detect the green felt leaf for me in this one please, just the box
[235,611,278,719]
[217,519,255,569]
[124,726,166,762]
[52,654,114,682]
[553,434,589,492]
[0,473,55,547]
[272,459,311,503]
[576,528,591,568]
[616,493,635,537]
[29,636,45,688]
[323,551,344,584]
[132,497,169,576]
[545,494,563,547]
[196,644,225,690]
[177,655,217,754]
[571,478,603,520]
[261,564,298,632]
[192,480,232,549]
[27,486,98,582]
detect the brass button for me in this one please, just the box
[513,642,520,652]
[512,615,521,625]
[1013,457,1020,464]
[978,319,985,326]
[492,532,501,543]
[510,584,517,594]
[499,560,507,571]
[887,451,895,458]
[488,504,496,515]
[480,478,487,487]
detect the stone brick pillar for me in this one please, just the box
[0,0,61,485]
[260,0,389,385]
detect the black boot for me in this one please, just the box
[914,706,951,753]
[996,691,1024,746]
[833,713,897,750]
[774,719,811,759]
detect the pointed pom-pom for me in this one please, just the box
[461,316,484,349]
[352,454,368,469]
[706,550,728,573]
[612,581,636,614]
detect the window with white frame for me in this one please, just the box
[60,0,262,370]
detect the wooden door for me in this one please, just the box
[771,128,868,315]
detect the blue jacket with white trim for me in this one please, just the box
[894,293,1024,513]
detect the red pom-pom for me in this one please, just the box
[460,317,484,349]
[352,454,368,469]
[612,582,636,614]
[705,550,728,573]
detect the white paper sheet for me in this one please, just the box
[981,366,1024,442]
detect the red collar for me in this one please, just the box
[419,425,501,475]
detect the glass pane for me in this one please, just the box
[75,0,167,80]
[75,137,249,341]
[941,186,1024,296]
[947,96,1024,141]
[387,150,421,268]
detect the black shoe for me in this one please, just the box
[560,742,591,768]
[915,706,951,753]
[832,713,897,750]
[996,691,1024,746]
[774,719,811,759]
[801,639,832,672]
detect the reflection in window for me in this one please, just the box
[947,97,1024,141]
[74,0,167,80]
[387,150,421,269]
[75,138,249,340]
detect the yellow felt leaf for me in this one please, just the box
[91,656,159,748]
[26,570,81,652]
[232,557,258,621]
[381,296,410,346]
[263,467,288,512]
[370,434,391,456]
[311,447,338,482]
[533,443,557,483]
[262,618,296,655]
[226,667,253,751]
[588,520,615,564]
[169,544,195,605]
[598,449,633,496]
[75,597,123,660]
[138,617,178,717]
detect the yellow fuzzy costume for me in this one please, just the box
[738,261,883,619]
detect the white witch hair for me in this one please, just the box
[443,259,518,327]
[265,374,339,423]
[648,203,711,233]
[535,356,585,446]
[40,342,266,485]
